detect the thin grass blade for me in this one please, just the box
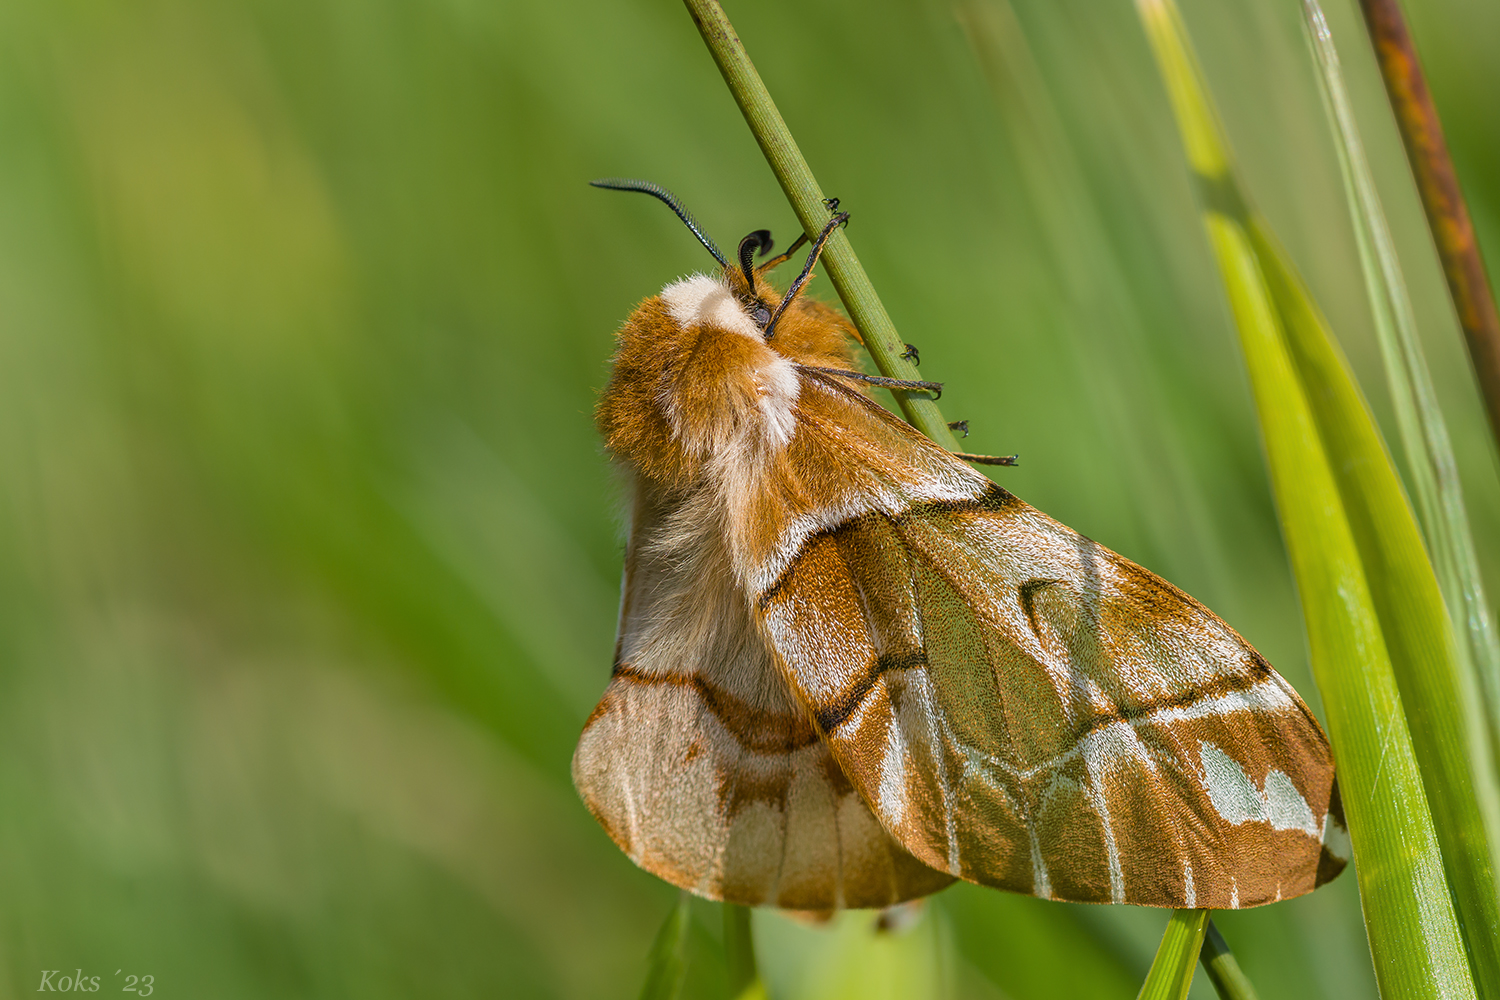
[1299,3,1500,991]
[638,892,692,1000]
[1199,921,1259,1000]
[1132,0,1474,995]
[1355,0,1500,455]
[1136,909,1209,1000]
[955,0,1241,612]
[724,903,759,997]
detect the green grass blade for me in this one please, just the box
[1136,909,1208,1000]
[1199,921,1259,1000]
[1298,3,1500,991]
[724,903,759,997]
[638,892,692,1000]
[1132,0,1475,996]
[1210,204,1466,998]
[1303,0,1500,779]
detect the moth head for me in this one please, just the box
[588,177,769,327]
[591,179,861,482]
[589,177,843,346]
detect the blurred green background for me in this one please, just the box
[0,0,1495,996]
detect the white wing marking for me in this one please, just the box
[1200,742,1319,837]
[878,713,911,828]
[1199,742,1267,824]
[1264,770,1318,836]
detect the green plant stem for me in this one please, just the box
[1229,207,1471,1000]
[681,0,958,451]
[639,892,692,1000]
[1137,908,1210,1000]
[723,903,757,997]
[688,0,1216,983]
[1306,0,1500,771]
[1199,920,1259,1000]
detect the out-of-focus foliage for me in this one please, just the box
[0,0,1494,998]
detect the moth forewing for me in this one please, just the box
[759,486,1348,907]
[580,186,1345,911]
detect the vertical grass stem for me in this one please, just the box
[724,903,758,997]
[681,0,959,451]
[639,892,692,1000]
[1136,909,1210,1000]
[1199,921,1259,1000]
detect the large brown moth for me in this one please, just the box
[574,179,1349,911]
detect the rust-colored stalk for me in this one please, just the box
[1358,0,1500,452]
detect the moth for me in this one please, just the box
[574,178,1349,911]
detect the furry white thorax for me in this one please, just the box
[653,276,994,597]
[662,274,763,340]
[659,274,801,452]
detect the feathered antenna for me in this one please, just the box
[590,178,729,269]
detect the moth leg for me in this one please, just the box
[756,197,841,275]
[796,364,943,399]
[764,210,850,338]
[951,451,1019,467]
[900,343,920,366]
[755,232,809,275]
[948,420,969,437]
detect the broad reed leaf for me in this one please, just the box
[639,893,692,1000]
[1299,2,1500,991]
[1133,0,1475,995]
[1136,908,1208,1000]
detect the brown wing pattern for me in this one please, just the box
[572,480,953,909]
[759,487,1348,907]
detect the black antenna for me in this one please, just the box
[590,178,729,268]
